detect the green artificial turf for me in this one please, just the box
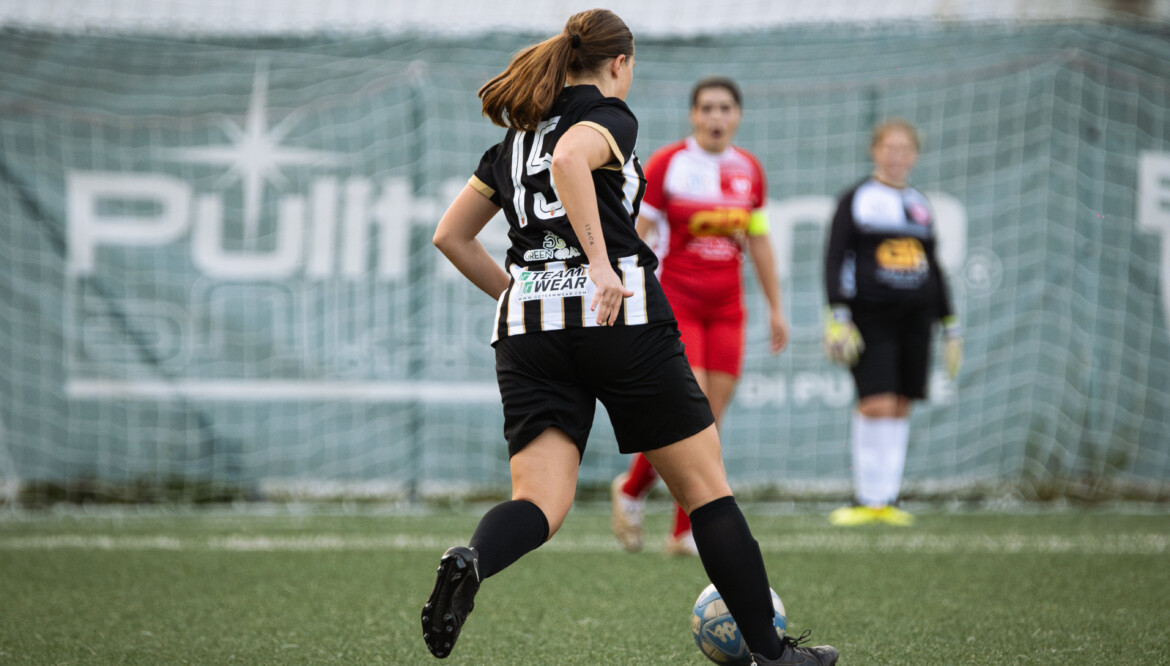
[1,505,1167,664]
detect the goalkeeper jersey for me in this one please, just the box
[824,177,953,319]
[468,85,672,343]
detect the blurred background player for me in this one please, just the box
[821,118,962,527]
[611,76,788,556]
[424,9,836,664]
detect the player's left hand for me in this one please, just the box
[942,316,962,380]
[944,338,962,380]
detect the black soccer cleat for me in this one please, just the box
[421,546,481,659]
[751,631,839,666]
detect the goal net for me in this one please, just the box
[1,6,1168,503]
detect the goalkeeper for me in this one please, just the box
[822,118,961,527]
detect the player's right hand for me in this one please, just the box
[589,262,634,327]
[822,305,864,367]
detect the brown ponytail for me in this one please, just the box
[478,9,634,131]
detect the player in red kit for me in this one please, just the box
[611,76,788,556]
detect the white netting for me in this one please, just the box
[1,13,1168,503]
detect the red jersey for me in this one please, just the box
[641,137,768,311]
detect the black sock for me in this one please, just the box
[690,496,782,660]
[468,499,550,580]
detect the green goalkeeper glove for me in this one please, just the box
[823,305,864,367]
[942,315,963,380]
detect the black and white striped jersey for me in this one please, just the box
[468,85,673,343]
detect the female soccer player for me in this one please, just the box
[423,9,837,665]
[822,119,962,526]
[611,76,788,556]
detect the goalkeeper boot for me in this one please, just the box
[611,472,645,552]
[828,505,876,526]
[421,546,480,659]
[751,631,839,666]
[873,505,915,526]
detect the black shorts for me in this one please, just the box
[494,321,714,458]
[850,301,935,400]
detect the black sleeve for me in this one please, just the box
[824,188,856,306]
[471,141,505,207]
[578,100,638,164]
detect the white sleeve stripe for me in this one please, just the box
[621,156,641,217]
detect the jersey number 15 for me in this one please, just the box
[510,116,563,227]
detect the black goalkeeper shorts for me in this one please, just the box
[850,301,935,401]
[494,321,714,458]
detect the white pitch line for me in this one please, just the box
[1,532,1166,555]
[64,379,500,403]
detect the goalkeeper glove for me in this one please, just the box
[823,305,864,367]
[942,315,962,380]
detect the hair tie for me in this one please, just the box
[570,33,581,49]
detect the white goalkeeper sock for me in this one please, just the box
[851,414,908,508]
[851,413,881,507]
[881,417,910,506]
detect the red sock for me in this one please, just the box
[622,453,658,498]
[672,502,691,537]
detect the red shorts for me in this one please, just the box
[663,280,746,378]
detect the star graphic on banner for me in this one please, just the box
[160,58,343,243]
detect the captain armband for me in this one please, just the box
[747,209,769,236]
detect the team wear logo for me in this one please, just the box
[517,266,589,302]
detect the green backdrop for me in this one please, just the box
[1,23,1168,502]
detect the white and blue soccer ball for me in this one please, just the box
[691,583,786,665]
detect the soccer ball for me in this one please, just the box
[691,583,786,665]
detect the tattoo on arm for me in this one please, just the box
[585,224,596,247]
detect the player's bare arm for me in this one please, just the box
[433,184,510,299]
[551,124,634,326]
[746,233,788,353]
